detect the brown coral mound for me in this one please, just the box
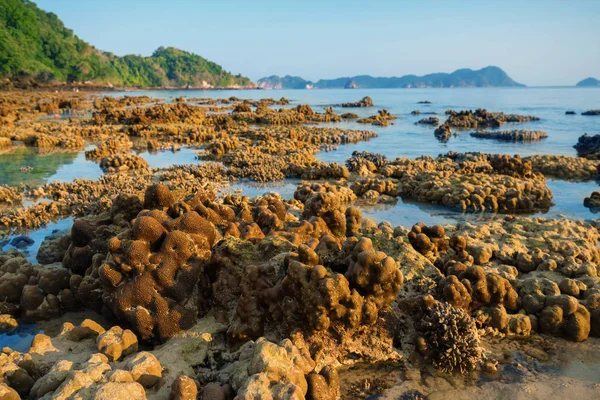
[377,152,553,213]
[99,184,219,340]
[346,151,388,173]
[99,154,149,173]
[437,266,518,312]
[471,129,547,141]
[85,135,133,159]
[525,155,599,180]
[0,251,75,319]
[407,223,449,259]
[357,109,397,126]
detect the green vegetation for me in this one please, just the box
[0,0,251,87]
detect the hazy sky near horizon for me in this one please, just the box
[34,0,600,86]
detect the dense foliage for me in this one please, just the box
[0,0,251,87]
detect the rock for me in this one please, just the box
[0,314,18,333]
[97,326,138,362]
[231,338,315,398]
[0,383,20,400]
[559,279,581,297]
[93,382,146,399]
[37,229,71,265]
[69,319,106,341]
[170,375,198,400]
[126,352,162,388]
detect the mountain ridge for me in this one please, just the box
[257,66,525,89]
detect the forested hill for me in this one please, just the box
[0,0,252,88]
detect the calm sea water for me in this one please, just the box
[1,88,599,257]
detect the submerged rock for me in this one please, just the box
[9,235,34,249]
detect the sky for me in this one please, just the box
[34,0,600,86]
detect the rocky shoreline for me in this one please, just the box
[0,91,600,399]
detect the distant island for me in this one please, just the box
[576,77,600,87]
[0,0,253,88]
[257,66,525,89]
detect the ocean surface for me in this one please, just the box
[1,87,599,259]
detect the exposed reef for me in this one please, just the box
[470,129,548,141]
[1,90,600,399]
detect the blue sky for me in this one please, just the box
[35,0,600,86]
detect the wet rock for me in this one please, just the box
[97,326,138,361]
[68,319,106,341]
